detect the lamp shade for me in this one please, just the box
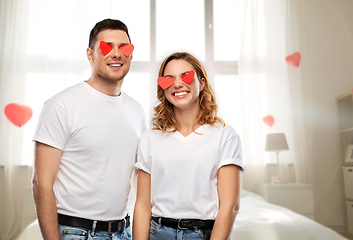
[265,133,289,152]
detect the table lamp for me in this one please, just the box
[265,133,289,184]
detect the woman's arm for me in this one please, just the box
[132,169,152,240]
[210,165,242,240]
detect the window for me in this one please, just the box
[156,0,205,61]
[21,0,240,165]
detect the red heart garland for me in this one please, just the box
[119,44,134,57]
[182,70,195,84]
[262,115,274,127]
[285,52,301,67]
[4,103,33,127]
[157,77,174,89]
[100,41,112,56]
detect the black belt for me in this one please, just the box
[58,213,130,234]
[152,217,214,230]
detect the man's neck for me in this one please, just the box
[85,76,123,96]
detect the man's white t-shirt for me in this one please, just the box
[33,81,145,221]
[135,123,245,220]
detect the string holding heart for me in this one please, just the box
[99,41,134,57]
[157,70,195,89]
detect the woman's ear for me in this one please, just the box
[86,47,94,64]
[200,78,206,91]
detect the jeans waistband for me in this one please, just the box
[152,217,214,230]
[58,213,129,234]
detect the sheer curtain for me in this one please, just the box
[0,1,149,239]
[0,0,319,238]
[0,1,32,240]
[238,0,310,191]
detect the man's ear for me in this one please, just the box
[87,47,94,64]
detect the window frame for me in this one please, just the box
[18,0,239,165]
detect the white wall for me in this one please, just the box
[302,0,353,229]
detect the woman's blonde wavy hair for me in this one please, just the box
[152,52,224,133]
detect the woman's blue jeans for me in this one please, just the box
[149,218,211,240]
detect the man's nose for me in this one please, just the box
[111,46,122,58]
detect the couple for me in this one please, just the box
[32,19,245,240]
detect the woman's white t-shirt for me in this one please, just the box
[135,123,245,220]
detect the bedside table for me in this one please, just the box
[256,183,315,220]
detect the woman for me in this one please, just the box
[133,52,245,240]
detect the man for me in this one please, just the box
[32,19,145,240]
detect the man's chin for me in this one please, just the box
[98,74,126,84]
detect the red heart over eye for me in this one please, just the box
[157,77,174,89]
[100,41,112,55]
[182,70,195,84]
[119,44,134,57]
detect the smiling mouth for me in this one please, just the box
[108,63,122,67]
[173,91,189,97]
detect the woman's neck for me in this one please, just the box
[174,105,202,137]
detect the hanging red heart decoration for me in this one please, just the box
[285,52,301,67]
[182,70,195,84]
[262,115,274,127]
[100,41,112,56]
[157,77,174,89]
[4,103,33,127]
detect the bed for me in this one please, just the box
[17,190,347,240]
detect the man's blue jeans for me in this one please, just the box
[59,224,131,240]
[149,218,211,240]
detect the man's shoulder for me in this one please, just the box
[121,92,144,112]
[121,92,140,104]
[49,81,85,102]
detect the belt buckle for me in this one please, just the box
[177,219,188,230]
[108,221,114,234]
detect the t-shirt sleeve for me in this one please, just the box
[33,100,70,150]
[218,128,245,172]
[135,132,151,174]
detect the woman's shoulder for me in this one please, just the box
[205,123,240,143]
[208,122,238,135]
[141,127,165,139]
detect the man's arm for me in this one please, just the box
[32,141,62,240]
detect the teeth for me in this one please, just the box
[109,63,122,67]
[174,92,188,97]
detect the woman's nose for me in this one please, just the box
[173,77,183,88]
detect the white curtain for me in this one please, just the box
[0,1,98,239]
[238,0,310,191]
[238,0,353,226]
[0,1,32,240]
[3,0,351,237]
[0,1,149,239]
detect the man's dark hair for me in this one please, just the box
[88,19,131,50]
